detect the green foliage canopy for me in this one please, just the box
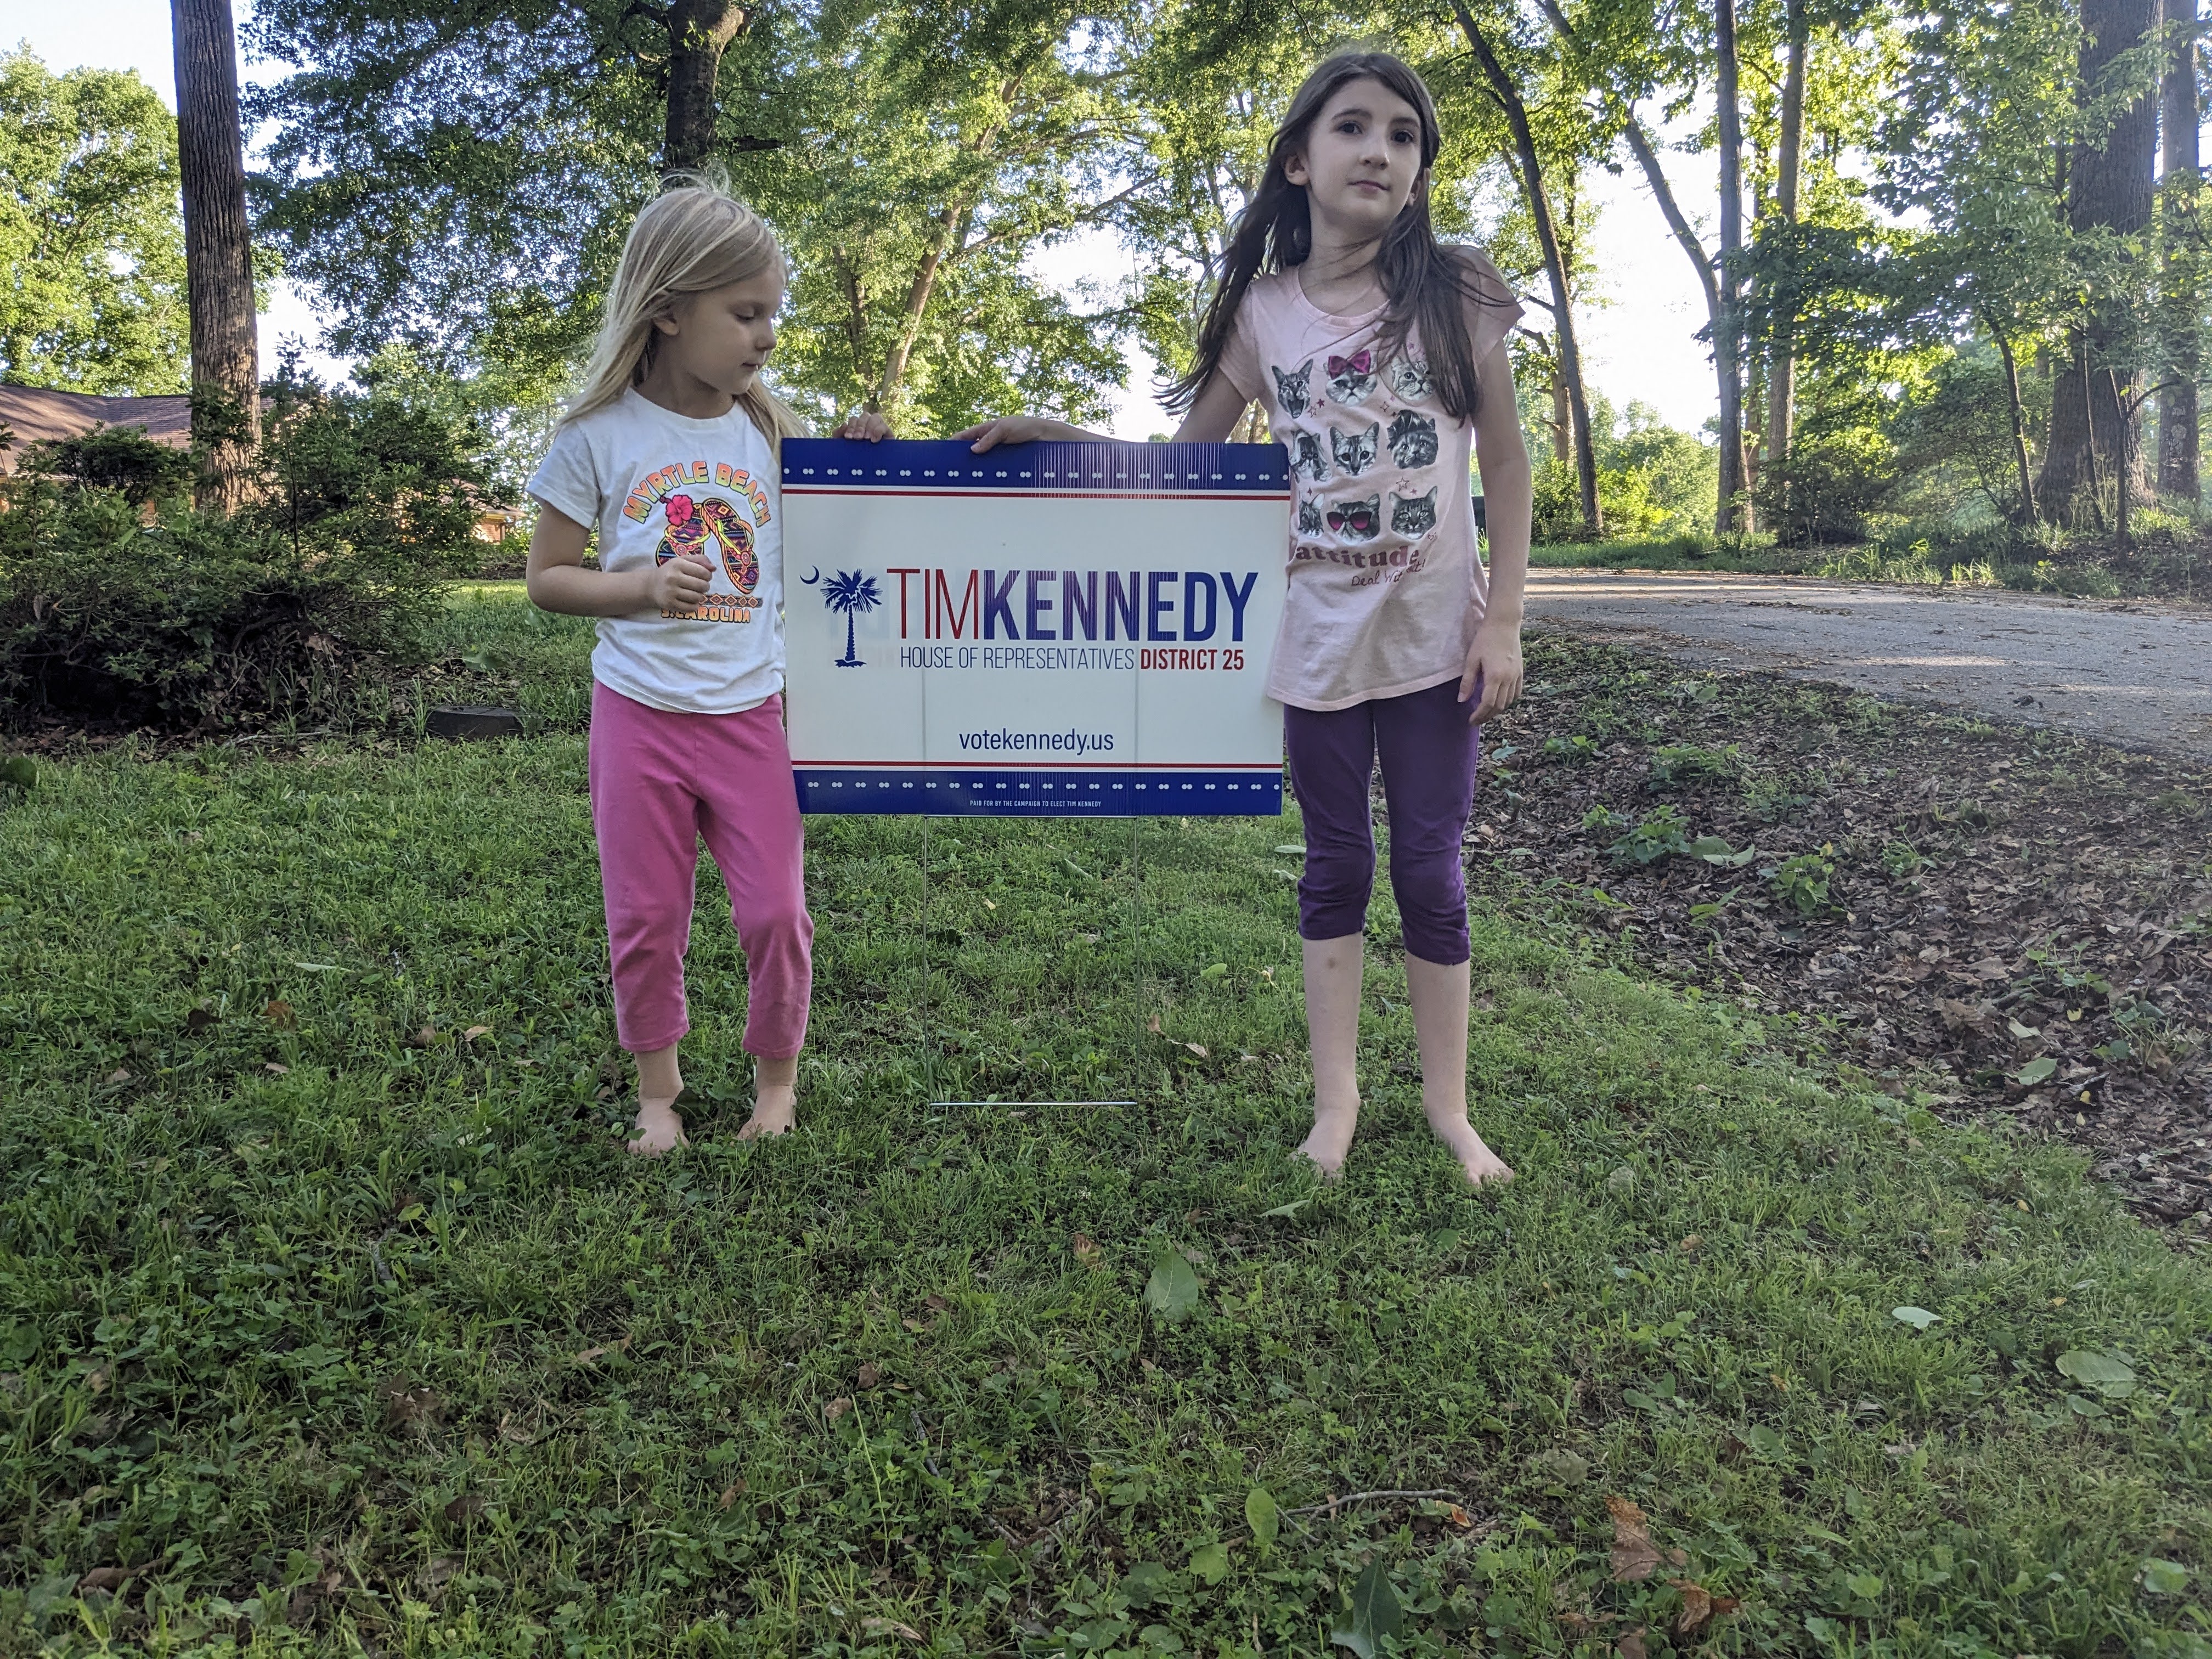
[0,49,188,394]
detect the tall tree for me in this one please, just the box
[1454,0,1601,534]
[1533,0,1745,531]
[1713,0,1751,530]
[1873,0,2080,523]
[2037,0,2161,519]
[2160,0,2201,499]
[0,51,187,393]
[663,0,755,172]
[1764,0,1809,478]
[252,0,1138,430]
[172,0,259,506]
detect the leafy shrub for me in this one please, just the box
[1,371,490,730]
[24,424,195,507]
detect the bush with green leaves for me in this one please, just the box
[0,374,490,730]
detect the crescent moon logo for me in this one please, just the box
[799,567,821,585]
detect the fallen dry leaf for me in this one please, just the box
[719,1480,745,1510]
[444,1493,487,1524]
[572,1335,632,1365]
[857,1362,882,1389]
[825,1396,853,1423]
[924,1294,949,1312]
[265,1063,291,1075]
[75,1565,138,1594]
[1671,1579,1713,1638]
[85,1368,109,1395]
[1605,1494,1662,1582]
[1615,1628,1649,1659]
[462,1025,492,1043]
[1146,1014,1163,1034]
[1073,1232,1102,1266]
[104,1068,132,1085]
[1185,1042,1209,1057]
[381,1382,445,1432]
[901,1318,923,1333]
[264,999,294,1028]
[862,1617,924,1641]
[411,1025,439,1047]
[1444,1504,1473,1529]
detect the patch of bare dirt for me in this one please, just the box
[1466,634,2212,1228]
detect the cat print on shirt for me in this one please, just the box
[1387,356,1432,401]
[1387,409,1438,469]
[1272,360,1314,415]
[1327,494,1381,541]
[1390,487,1438,538]
[1325,349,1378,405]
[1298,497,1324,537]
[1289,429,1330,482]
[1331,422,1379,477]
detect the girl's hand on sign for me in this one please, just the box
[952,415,1106,452]
[834,410,893,442]
[649,552,715,612]
[1458,617,1524,725]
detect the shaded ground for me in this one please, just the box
[1526,569,2212,761]
[1459,634,2212,1231]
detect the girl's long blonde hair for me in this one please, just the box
[563,177,810,450]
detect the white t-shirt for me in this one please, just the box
[527,389,786,714]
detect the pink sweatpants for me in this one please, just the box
[588,681,813,1058]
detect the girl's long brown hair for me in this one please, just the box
[1164,50,1510,424]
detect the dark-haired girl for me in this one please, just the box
[960,51,1531,1188]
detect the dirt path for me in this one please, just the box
[1526,569,2212,761]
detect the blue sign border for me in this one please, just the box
[795,767,1283,817]
[782,437,1290,496]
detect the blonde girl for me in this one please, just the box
[960,52,1532,1188]
[526,180,886,1155]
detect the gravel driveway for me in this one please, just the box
[1525,569,2212,761]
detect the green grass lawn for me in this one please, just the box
[3,614,2209,1655]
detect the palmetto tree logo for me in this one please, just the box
[821,569,882,667]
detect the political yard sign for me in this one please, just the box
[782,439,1291,817]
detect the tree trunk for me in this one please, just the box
[1715,0,1751,532]
[874,205,962,410]
[1765,0,1808,481]
[172,0,259,511]
[660,0,750,174]
[1455,0,1601,535]
[1985,309,2040,522]
[2162,0,2202,498]
[2038,0,2159,520]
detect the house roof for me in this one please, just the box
[0,384,193,475]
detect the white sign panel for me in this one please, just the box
[782,438,1291,817]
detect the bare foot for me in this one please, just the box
[736,1081,796,1141]
[1297,1100,1360,1178]
[627,1097,689,1158]
[1428,1114,1514,1189]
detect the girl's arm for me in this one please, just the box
[1459,338,1533,725]
[526,504,711,618]
[954,373,1251,450]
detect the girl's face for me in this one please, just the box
[654,264,786,399]
[1284,75,1427,235]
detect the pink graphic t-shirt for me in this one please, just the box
[1217,255,1523,712]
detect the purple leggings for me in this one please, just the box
[1284,676,1481,965]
